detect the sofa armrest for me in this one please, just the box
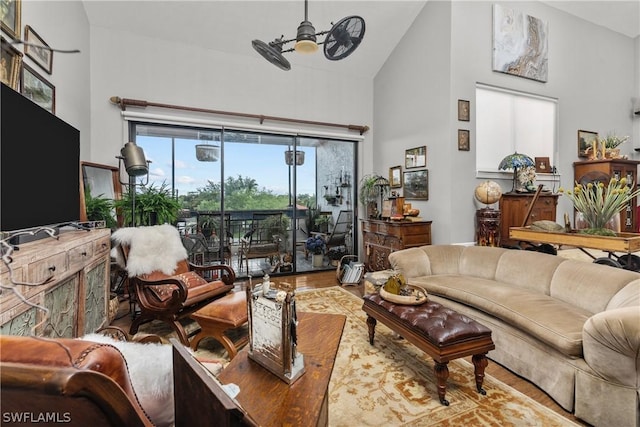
[582,307,640,387]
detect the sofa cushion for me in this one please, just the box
[410,275,591,357]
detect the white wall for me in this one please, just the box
[375,1,638,244]
[17,1,91,157]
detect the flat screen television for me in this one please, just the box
[1,83,80,235]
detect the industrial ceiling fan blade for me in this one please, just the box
[11,39,80,53]
[324,16,365,61]
[251,39,291,71]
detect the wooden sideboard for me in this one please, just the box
[0,228,111,337]
[361,219,432,271]
[574,159,640,232]
[499,193,559,247]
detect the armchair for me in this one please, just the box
[0,335,154,427]
[111,224,236,345]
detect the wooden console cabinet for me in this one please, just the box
[574,159,640,232]
[0,228,111,337]
[361,219,432,271]
[499,193,559,247]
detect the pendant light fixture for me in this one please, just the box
[251,0,365,71]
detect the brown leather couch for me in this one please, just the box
[0,335,154,427]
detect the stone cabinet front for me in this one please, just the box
[0,228,111,337]
[361,219,432,271]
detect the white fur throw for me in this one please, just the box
[81,334,175,427]
[111,224,188,277]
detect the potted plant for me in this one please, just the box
[359,174,388,218]
[327,246,347,267]
[84,187,117,229]
[114,182,181,227]
[305,235,326,267]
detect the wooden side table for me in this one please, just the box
[218,312,346,427]
[476,208,501,247]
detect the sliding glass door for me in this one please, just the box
[131,122,356,278]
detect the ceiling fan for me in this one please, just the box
[251,0,365,71]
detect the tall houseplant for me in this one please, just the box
[114,182,181,227]
[358,174,388,218]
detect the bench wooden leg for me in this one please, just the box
[472,353,489,395]
[434,362,450,406]
[366,315,377,345]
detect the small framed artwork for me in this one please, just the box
[458,129,470,151]
[405,146,426,169]
[389,165,402,188]
[0,0,22,40]
[535,157,550,173]
[1,36,22,90]
[403,170,428,200]
[458,99,470,121]
[24,25,53,74]
[22,64,55,114]
[381,200,392,218]
[577,130,598,158]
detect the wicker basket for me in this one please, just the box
[379,285,428,305]
[108,293,120,323]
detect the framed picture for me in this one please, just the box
[389,165,402,188]
[458,99,470,121]
[405,146,426,169]
[403,170,428,200]
[458,129,470,151]
[21,63,55,114]
[24,25,52,74]
[1,36,22,90]
[0,0,22,40]
[577,130,598,158]
[535,157,550,173]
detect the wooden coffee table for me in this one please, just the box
[218,311,345,427]
[362,293,495,406]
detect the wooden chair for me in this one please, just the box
[0,335,154,427]
[238,213,284,272]
[112,224,237,346]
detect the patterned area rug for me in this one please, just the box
[140,287,579,427]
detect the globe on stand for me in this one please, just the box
[474,181,502,247]
[474,180,502,206]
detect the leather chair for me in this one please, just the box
[0,335,154,427]
[112,224,236,345]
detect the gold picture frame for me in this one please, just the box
[405,146,426,169]
[1,35,22,90]
[578,130,598,158]
[0,0,22,40]
[389,165,402,188]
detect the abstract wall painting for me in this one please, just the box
[492,4,548,83]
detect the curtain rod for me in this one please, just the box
[109,96,370,135]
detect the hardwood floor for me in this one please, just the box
[112,270,589,426]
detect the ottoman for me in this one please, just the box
[362,293,495,405]
[190,291,249,360]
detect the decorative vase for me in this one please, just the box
[312,253,324,268]
[574,212,620,234]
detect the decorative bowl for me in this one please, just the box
[380,285,428,305]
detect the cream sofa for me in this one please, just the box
[388,245,640,427]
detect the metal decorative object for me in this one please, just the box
[247,279,305,384]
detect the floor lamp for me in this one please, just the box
[117,142,150,227]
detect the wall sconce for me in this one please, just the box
[285,150,305,166]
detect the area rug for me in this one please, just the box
[139,287,580,427]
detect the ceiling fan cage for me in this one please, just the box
[251,0,365,70]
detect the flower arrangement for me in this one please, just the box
[600,133,630,149]
[498,152,535,192]
[305,235,326,255]
[517,165,537,189]
[559,177,640,236]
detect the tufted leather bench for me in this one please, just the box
[362,293,495,406]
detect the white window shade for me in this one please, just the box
[476,84,557,172]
